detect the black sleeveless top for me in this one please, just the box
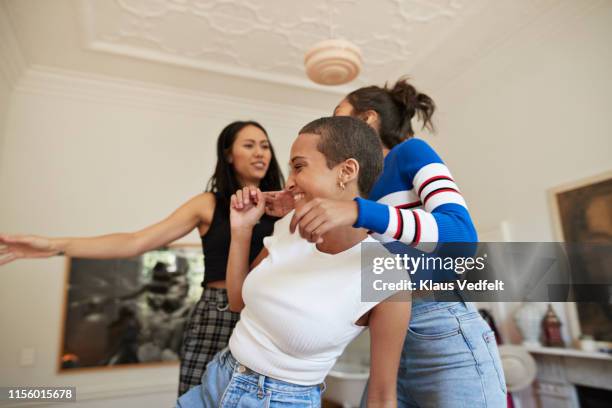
[201,192,278,286]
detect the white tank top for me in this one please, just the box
[229,213,380,385]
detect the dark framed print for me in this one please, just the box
[58,244,204,371]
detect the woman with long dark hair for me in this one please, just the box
[0,120,284,397]
[269,79,507,407]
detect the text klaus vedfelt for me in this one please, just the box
[371,254,505,291]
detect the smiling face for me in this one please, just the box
[286,133,345,204]
[228,124,272,186]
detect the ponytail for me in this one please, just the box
[346,77,436,149]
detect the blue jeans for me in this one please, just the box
[176,347,324,408]
[362,302,507,408]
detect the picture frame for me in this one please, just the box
[548,170,612,347]
[58,243,204,372]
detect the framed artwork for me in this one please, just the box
[549,170,612,346]
[58,244,204,371]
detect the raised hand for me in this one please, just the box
[262,190,295,218]
[230,186,265,230]
[0,234,60,265]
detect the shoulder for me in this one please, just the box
[392,138,444,174]
[187,192,217,225]
[396,138,442,161]
[189,192,216,209]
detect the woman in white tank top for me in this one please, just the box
[177,116,411,408]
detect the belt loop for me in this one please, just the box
[217,288,230,311]
[224,348,235,370]
[257,374,265,399]
[455,287,468,305]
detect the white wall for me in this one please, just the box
[0,71,11,160]
[431,0,612,242]
[428,0,611,363]
[0,67,326,407]
[0,0,25,169]
[431,4,611,404]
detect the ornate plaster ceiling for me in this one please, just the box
[80,0,488,89]
[4,0,581,105]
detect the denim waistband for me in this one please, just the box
[411,300,478,316]
[218,348,325,393]
[412,301,462,315]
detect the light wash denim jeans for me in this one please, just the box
[361,301,507,408]
[176,347,324,408]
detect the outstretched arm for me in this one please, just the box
[367,297,411,408]
[0,193,214,265]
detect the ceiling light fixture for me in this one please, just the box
[304,39,362,86]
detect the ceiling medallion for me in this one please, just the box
[304,39,362,86]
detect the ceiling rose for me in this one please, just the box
[304,39,362,86]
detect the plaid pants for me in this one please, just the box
[178,287,240,396]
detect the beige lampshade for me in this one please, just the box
[304,39,362,86]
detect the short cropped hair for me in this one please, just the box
[299,116,383,197]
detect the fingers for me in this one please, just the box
[233,187,265,213]
[296,208,322,239]
[235,189,244,209]
[242,187,250,206]
[237,186,261,208]
[299,214,326,242]
[310,222,334,244]
[0,253,18,266]
[262,190,281,198]
[255,189,265,210]
[248,186,258,204]
[0,234,26,244]
[290,200,316,233]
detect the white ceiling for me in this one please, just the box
[80,0,491,89]
[3,0,573,106]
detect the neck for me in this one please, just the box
[317,225,368,254]
[236,175,260,188]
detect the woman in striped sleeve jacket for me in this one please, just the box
[283,78,507,407]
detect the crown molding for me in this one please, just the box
[15,65,327,127]
[77,0,349,96]
[0,1,27,88]
[86,40,351,97]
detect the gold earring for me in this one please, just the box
[338,180,346,190]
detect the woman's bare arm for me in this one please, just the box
[226,187,267,312]
[367,296,411,408]
[0,193,214,264]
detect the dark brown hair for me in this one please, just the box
[299,116,383,197]
[206,121,284,204]
[346,77,436,149]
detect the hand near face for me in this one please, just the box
[262,190,295,218]
[289,198,359,243]
[0,234,59,265]
[230,186,266,230]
